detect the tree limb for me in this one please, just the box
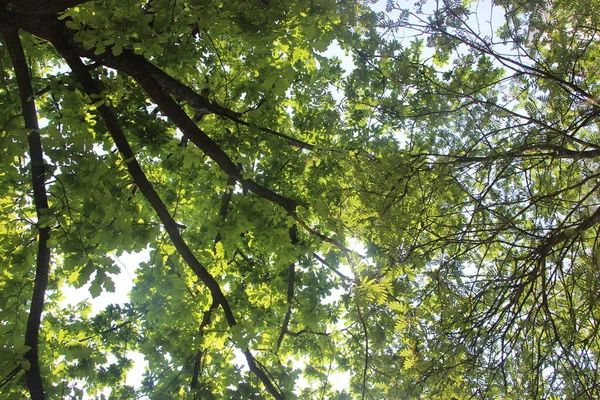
[418,143,600,164]
[2,27,51,400]
[313,253,352,281]
[214,175,237,244]
[293,214,353,256]
[95,48,315,150]
[10,14,358,254]
[537,205,600,258]
[0,365,22,390]
[126,65,301,213]
[61,37,314,150]
[54,38,284,400]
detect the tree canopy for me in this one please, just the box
[1,0,599,398]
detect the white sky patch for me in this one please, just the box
[60,249,149,315]
[124,350,148,387]
[321,40,355,78]
[60,249,150,398]
[320,40,355,106]
[294,360,352,396]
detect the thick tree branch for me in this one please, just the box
[418,143,600,164]
[9,15,356,254]
[54,38,283,400]
[90,48,315,150]
[5,13,314,150]
[126,66,301,213]
[54,40,230,317]
[3,27,50,400]
[537,205,600,258]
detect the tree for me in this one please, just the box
[341,0,600,398]
[0,0,599,399]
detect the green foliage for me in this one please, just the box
[1,0,600,398]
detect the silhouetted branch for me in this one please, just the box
[55,38,284,400]
[3,27,51,400]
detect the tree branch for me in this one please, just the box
[98,49,315,150]
[126,65,301,213]
[431,11,600,110]
[355,299,369,400]
[2,27,51,400]
[54,38,283,400]
[418,143,600,164]
[78,320,133,343]
[11,15,358,255]
[0,366,23,390]
[537,205,600,258]
[313,253,352,281]
[8,13,314,149]
[293,214,353,256]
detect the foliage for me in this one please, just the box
[0,0,599,398]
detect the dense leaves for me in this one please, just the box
[1,0,599,398]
